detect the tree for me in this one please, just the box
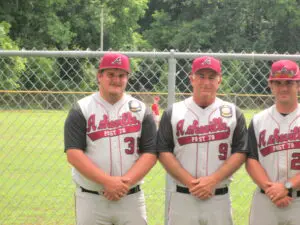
[0,0,150,50]
[264,0,300,53]
[0,0,75,49]
[143,0,300,53]
[0,21,26,90]
[102,0,149,50]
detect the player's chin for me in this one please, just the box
[199,88,214,93]
[109,86,125,94]
[277,97,291,104]
[108,91,123,97]
[278,94,290,100]
[199,91,213,98]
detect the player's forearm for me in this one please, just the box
[123,153,157,186]
[246,158,271,190]
[159,152,194,187]
[211,152,246,184]
[66,149,111,185]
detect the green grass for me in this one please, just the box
[0,109,257,225]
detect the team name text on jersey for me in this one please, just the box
[86,112,141,141]
[176,117,231,145]
[258,127,300,156]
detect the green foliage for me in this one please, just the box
[142,0,300,53]
[0,0,72,48]
[78,60,98,91]
[131,32,152,50]
[143,10,176,50]
[139,0,300,94]
[0,0,149,50]
[102,0,149,49]
[220,60,250,94]
[1,0,300,52]
[46,17,76,48]
[152,62,169,92]
[0,0,150,93]
[170,19,216,50]
[143,1,223,51]
[19,57,57,91]
[263,0,300,53]
[0,21,26,90]
[1,0,300,95]
[128,58,168,92]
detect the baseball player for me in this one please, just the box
[246,60,300,225]
[64,53,157,225]
[151,96,160,128]
[157,56,248,225]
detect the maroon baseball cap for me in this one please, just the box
[269,60,300,81]
[99,53,131,73]
[192,56,222,74]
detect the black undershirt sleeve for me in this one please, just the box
[231,107,248,154]
[138,107,157,154]
[157,106,175,153]
[64,103,87,152]
[247,119,259,160]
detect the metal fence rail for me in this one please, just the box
[1,50,300,225]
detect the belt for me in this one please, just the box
[260,189,300,198]
[176,185,228,195]
[80,185,141,195]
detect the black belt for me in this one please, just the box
[176,185,228,195]
[80,185,140,195]
[260,189,300,198]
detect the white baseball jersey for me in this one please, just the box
[64,92,157,191]
[157,97,248,188]
[248,104,300,182]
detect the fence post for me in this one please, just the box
[164,49,177,225]
[167,49,176,107]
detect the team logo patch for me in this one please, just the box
[129,100,142,112]
[220,105,232,118]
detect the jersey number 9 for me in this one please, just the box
[218,143,228,160]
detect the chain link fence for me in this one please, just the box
[1,50,300,225]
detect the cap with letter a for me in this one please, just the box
[99,53,131,73]
[192,56,222,74]
[269,60,300,80]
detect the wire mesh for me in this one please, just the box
[1,50,300,225]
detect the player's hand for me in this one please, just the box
[103,191,122,201]
[189,176,217,200]
[273,196,292,208]
[103,176,130,201]
[265,182,288,202]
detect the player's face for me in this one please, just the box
[98,68,129,103]
[269,80,299,106]
[190,69,221,106]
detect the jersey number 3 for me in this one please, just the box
[124,137,135,154]
[218,143,228,160]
